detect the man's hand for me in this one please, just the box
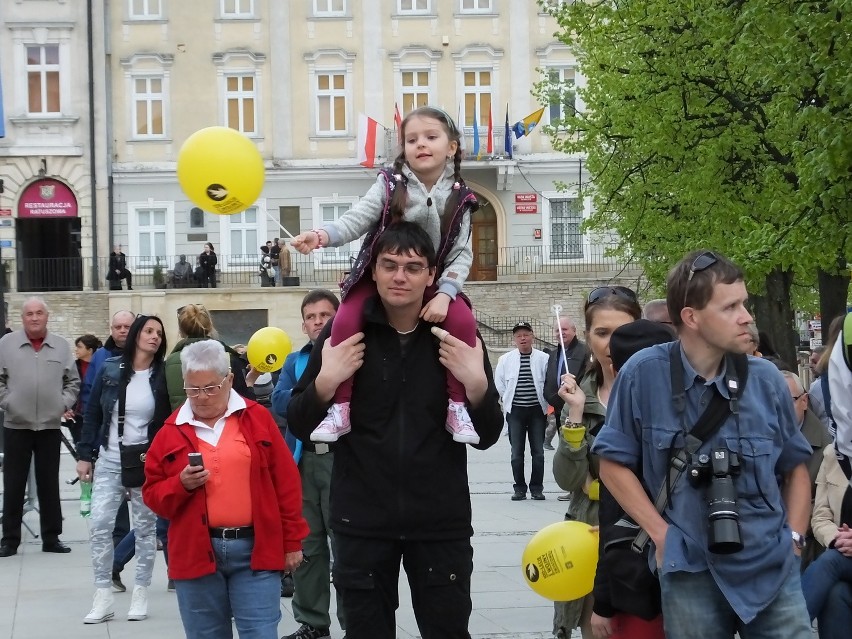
[420,293,451,323]
[314,333,366,402]
[432,327,488,406]
[245,365,261,387]
[76,460,93,482]
[285,550,304,572]
[180,464,209,491]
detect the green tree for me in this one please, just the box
[537,0,852,362]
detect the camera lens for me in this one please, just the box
[706,476,743,554]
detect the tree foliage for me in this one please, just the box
[537,0,852,354]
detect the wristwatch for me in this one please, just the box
[791,531,807,550]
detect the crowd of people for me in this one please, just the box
[1,104,850,639]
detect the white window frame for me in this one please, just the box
[541,191,589,263]
[127,199,176,270]
[25,44,61,115]
[313,0,346,17]
[315,71,348,135]
[223,73,258,135]
[459,0,492,13]
[304,49,355,137]
[545,66,576,126]
[121,53,174,142]
[128,0,163,20]
[312,195,359,267]
[130,75,167,139]
[400,69,431,114]
[219,0,255,18]
[397,0,431,14]
[460,68,492,129]
[219,201,266,270]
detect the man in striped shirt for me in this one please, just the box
[495,322,550,501]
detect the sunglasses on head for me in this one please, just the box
[682,251,718,308]
[586,286,638,307]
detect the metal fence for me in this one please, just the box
[0,244,634,293]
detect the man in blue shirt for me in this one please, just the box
[273,289,342,639]
[592,250,813,638]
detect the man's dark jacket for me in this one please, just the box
[543,337,588,414]
[287,297,503,540]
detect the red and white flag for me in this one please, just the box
[394,103,403,143]
[486,107,493,154]
[357,113,378,168]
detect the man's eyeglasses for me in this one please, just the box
[683,251,718,309]
[184,376,229,398]
[377,260,428,276]
[791,391,807,401]
[586,286,638,308]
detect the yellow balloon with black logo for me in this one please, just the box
[246,327,292,373]
[521,520,598,601]
[176,126,264,215]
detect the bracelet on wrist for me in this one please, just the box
[311,229,324,248]
[563,422,584,429]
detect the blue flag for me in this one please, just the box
[472,108,480,159]
[504,105,512,158]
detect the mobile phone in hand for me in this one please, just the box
[188,452,204,468]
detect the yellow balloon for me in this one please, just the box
[521,520,599,601]
[177,126,265,215]
[246,327,292,373]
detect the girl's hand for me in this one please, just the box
[591,613,614,639]
[421,293,451,322]
[291,231,321,255]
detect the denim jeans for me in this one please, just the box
[801,548,852,619]
[114,517,170,572]
[507,405,547,494]
[174,536,281,639]
[659,568,811,639]
[818,581,852,639]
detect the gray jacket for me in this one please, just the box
[323,164,473,299]
[0,330,80,430]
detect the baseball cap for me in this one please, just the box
[609,319,676,372]
[512,321,533,333]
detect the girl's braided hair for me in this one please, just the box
[388,106,465,235]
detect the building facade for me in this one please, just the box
[0,1,621,294]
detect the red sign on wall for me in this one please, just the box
[515,204,538,214]
[0,209,12,217]
[515,193,537,203]
[17,178,78,218]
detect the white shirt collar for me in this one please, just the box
[176,389,247,428]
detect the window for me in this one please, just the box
[548,197,583,259]
[460,0,491,12]
[401,70,430,114]
[129,0,162,19]
[26,45,60,114]
[220,0,254,18]
[314,0,346,16]
[316,73,347,134]
[462,70,491,127]
[127,201,176,269]
[546,67,576,125]
[398,0,430,13]
[312,197,359,265]
[225,74,257,134]
[132,76,165,137]
[189,207,205,229]
[219,203,266,268]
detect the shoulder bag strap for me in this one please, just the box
[117,364,127,445]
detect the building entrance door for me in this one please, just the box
[16,217,83,292]
[470,197,497,281]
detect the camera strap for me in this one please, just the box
[632,343,748,553]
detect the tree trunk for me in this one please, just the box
[750,267,797,366]
[818,260,848,338]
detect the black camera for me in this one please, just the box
[687,448,743,554]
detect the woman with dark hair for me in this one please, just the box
[199,242,217,288]
[76,315,171,624]
[70,334,103,444]
[552,286,643,639]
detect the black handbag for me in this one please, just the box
[117,368,150,488]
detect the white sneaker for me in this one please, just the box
[127,585,148,621]
[83,588,114,624]
[445,400,480,444]
[310,402,351,443]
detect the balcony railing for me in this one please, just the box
[0,244,636,293]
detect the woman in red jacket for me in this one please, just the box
[143,339,308,638]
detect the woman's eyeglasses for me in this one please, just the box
[184,376,229,398]
[586,286,638,307]
[682,251,718,308]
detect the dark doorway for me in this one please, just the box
[16,218,83,292]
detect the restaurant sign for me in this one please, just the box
[17,179,78,218]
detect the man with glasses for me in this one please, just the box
[287,222,503,639]
[592,250,813,638]
[495,321,550,500]
[543,316,587,451]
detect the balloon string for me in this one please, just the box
[264,210,296,239]
[552,305,569,378]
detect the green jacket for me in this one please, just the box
[164,337,253,410]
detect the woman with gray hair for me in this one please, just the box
[143,340,308,638]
